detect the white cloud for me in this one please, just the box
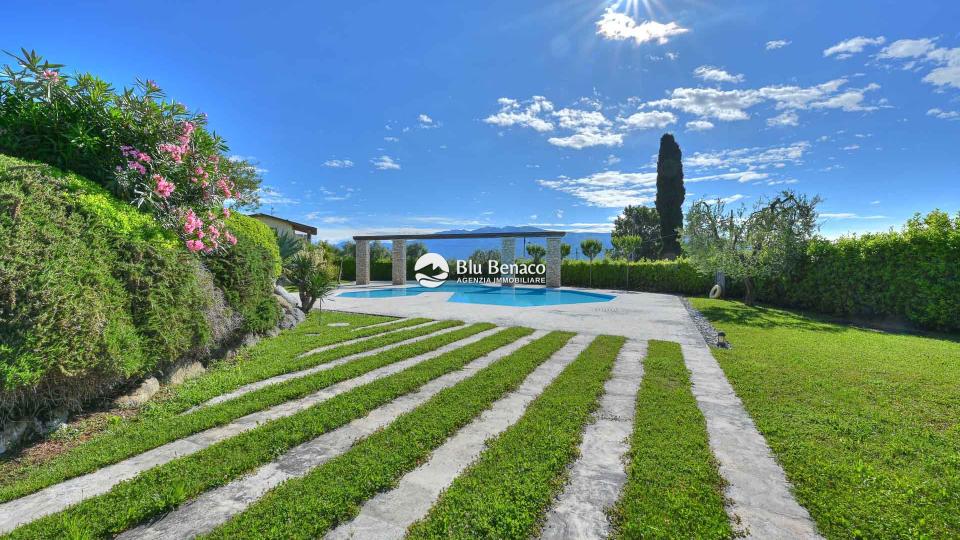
[407,216,491,227]
[371,155,401,170]
[842,144,860,151]
[526,221,615,233]
[256,186,298,206]
[928,107,960,120]
[767,111,799,127]
[686,142,810,170]
[554,108,611,130]
[821,213,887,219]
[878,38,960,89]
[823,36,886,59]
[555,209,564,219]
[693,65,744,83]
[538,170,657,207]
[720,194,747,204]
[484,96,555,132]
[878,38,937,59]
[384,136,400,142]
[645,78,880,121]
[685,120,715,131]
[765,40,791,50]
[595,8,689,45]
[619,110,677,130]
[605,154,622,166]
[418,113,433,124]
[547,130,623,149]
[323,159,354,168]
[320,216,349,224]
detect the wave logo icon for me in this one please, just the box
[414,253,449,288]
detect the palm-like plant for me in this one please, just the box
[283,248,337,312]
[275,230,304,260]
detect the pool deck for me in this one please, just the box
[326,282,705,345]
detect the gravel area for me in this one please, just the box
[680,297,730,349]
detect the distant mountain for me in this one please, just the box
[423,226,612,261]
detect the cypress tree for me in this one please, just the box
[655,133,685,259]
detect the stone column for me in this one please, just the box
[546,236,561,288]
[500,237,516,287]
[391,239,407,285]
[355,239,370,285]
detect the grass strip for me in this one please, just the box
[0,318,447,503]
[288,310,395,335]
[5,326,535,539]
[609,340,732,539]
[691,298,960,539]
[204,331,577,539]
[407,335,625,539]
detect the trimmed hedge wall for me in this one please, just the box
[561,259,712,294]
[755,212,960,332]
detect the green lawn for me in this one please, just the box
[609,340,732,539]
[408,335,625,539]
[690,298,960,539]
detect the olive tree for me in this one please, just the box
[683,190,820,304]
[526,243,546,264]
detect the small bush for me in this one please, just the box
[205,214,282,333]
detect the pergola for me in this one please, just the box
[352,231,567,288]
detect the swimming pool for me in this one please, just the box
[337,283,615,307]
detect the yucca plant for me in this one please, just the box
[283,248,337,313]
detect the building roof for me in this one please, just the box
[248,213,318,235]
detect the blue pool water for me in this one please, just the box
[338,282,615,307]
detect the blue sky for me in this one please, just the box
[6,0,960,242]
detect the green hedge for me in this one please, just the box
[562,259,713,294]
[0,156,213,416]
[754,211,960,331]
[205,214,282,334]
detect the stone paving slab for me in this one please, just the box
[194,321,451,410]
[540,338,646,539]
[0,326,502,535]
[325,334,595,540]
[119,330,555,539]
[680,342,822,539]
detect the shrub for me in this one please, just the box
[562,259,712,294]
[0,156,215,417]
[754,210,960,331]
[283,248,337,312]
[0,49,260,253]
[205,214,282,333]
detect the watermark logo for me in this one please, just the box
[414,253,449,288]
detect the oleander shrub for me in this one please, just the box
[0,49,260,253]
[205,214,282,333]
[0,156,218,418]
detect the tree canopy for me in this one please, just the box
[655,134,685,259]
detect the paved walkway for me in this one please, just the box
[325,334,593,540]
[0,326,500,534]
[540,338,646,539]
[195,321,454,410]
[119,330,555,539]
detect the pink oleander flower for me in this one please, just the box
[42,69,60,83]
[183,210,203,234]
[128,161,146,175]
[225,232,237,245]
[186,239,205,252]
[153,175,175,198]
[222,207,231,218]
[216,178,232,198]
[208,225,221,240]
[194,166,204,176]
